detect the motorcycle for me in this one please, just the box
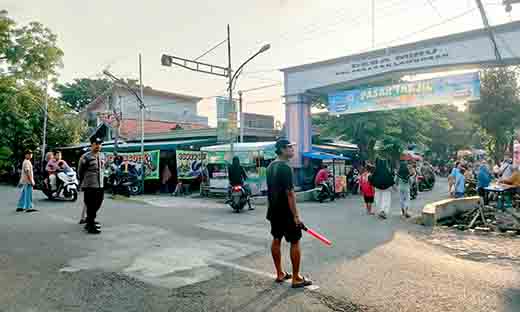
[316,180,335,203]
[348,170,360,195]
[110,164,141,197]
[42,169,79,201]
[410,176,418,200]
[228,184,252,213]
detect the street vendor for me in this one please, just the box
[499,165,520,187]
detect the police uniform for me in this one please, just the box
[78,137,105,233]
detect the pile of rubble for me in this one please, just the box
[439,205,520,234]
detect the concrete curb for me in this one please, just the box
[422,196,480,226]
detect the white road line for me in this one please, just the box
[209,259,319,291]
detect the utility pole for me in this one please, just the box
[161,25,270,151]
[475,0,502,63]
[371,0,375,48]
[227,24,235,154]
[139,53,145,193]
[41,78,49,165]
[238,90,244,143]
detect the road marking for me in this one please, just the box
[209,259,319,291]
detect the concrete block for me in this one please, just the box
[422,196,480,227]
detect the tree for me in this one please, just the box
[1,12,63,81]
[314,107,445,162]
[470,67,520,163]
[55,78,111,111]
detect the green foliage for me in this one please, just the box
[1,13,63,81]
[470,67,520,163]
[55,78,111,111]
[0,12,86,177]
[314,107,448,162]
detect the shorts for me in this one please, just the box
[363,196,374,204]
[270,220,302,243]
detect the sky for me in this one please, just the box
[4,0,520,126]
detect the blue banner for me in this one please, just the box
[328,72,480,115]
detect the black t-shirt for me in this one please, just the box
[266,160,294,222]
[228,165,247,186]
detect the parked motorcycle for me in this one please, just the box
[110,163,141,197]
[410,176,418,200]
[348,169,360,195]
[41,169,79,201]
[316,180,335,203]
[228,184,252,213]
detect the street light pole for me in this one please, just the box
[139,54,145,193]
[41,78,49,165]
[227,24,235,155]
[238,90,244,143]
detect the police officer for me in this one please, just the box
[78,137,105,234]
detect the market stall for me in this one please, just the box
[200,142,277,196]
[302,151,351,195]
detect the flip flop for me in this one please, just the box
[275,272,292,283]
[292,277,313,288]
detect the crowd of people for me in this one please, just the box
[16,136,106,234]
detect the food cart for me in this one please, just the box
[302,151,351,196]
[200,142,277,196]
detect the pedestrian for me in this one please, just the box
[369,159,394,219]
[78,137,105,234]
[394,161,412,218]
[266,139,312,288]
[477,160,492,205]
[499,165,520,187]
[448,161,460,196]
[359,165,375,215]
[499,154,513,179]
[17,149,37,212]
[450,162,465,198]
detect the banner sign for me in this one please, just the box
[176,150,206,177]
[105,150,160,180]
[216,97,237,142]
[328,72,480,115]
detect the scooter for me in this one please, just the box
[42,169,79,201]
[228,185,252,213]
[110,164,141,197]
[410,177,418,200]
[316,180,335,203]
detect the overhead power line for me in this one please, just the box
[426,0,443,18]
[240,83,282,93]
[194,39,228,61]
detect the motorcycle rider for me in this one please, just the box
[315,164,332,198]
[45,152,58,193]
[227,156,253,210]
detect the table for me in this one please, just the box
[483,184,518,209]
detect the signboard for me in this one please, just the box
[105,150,160,180]
[216,97,237,142]
[176,150,206,177]
[328,72,480,115]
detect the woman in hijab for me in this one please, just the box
[395,161,412,218]
[369,159,394,219]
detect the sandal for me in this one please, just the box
[292,277,313,288]
[275,272,292,283]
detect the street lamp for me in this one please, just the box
[228,43,271,147]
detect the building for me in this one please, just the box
[86,84,209,140]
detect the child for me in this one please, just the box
[359,165,375,215]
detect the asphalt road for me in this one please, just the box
[0,179,519,312]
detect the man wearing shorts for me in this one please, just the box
[266,139,312,288]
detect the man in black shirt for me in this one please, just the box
[266,139,312,288]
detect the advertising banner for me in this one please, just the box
[216,97,237,142]
[328,72,480,115]
[176,150,206,177]
[105,150,160,180]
